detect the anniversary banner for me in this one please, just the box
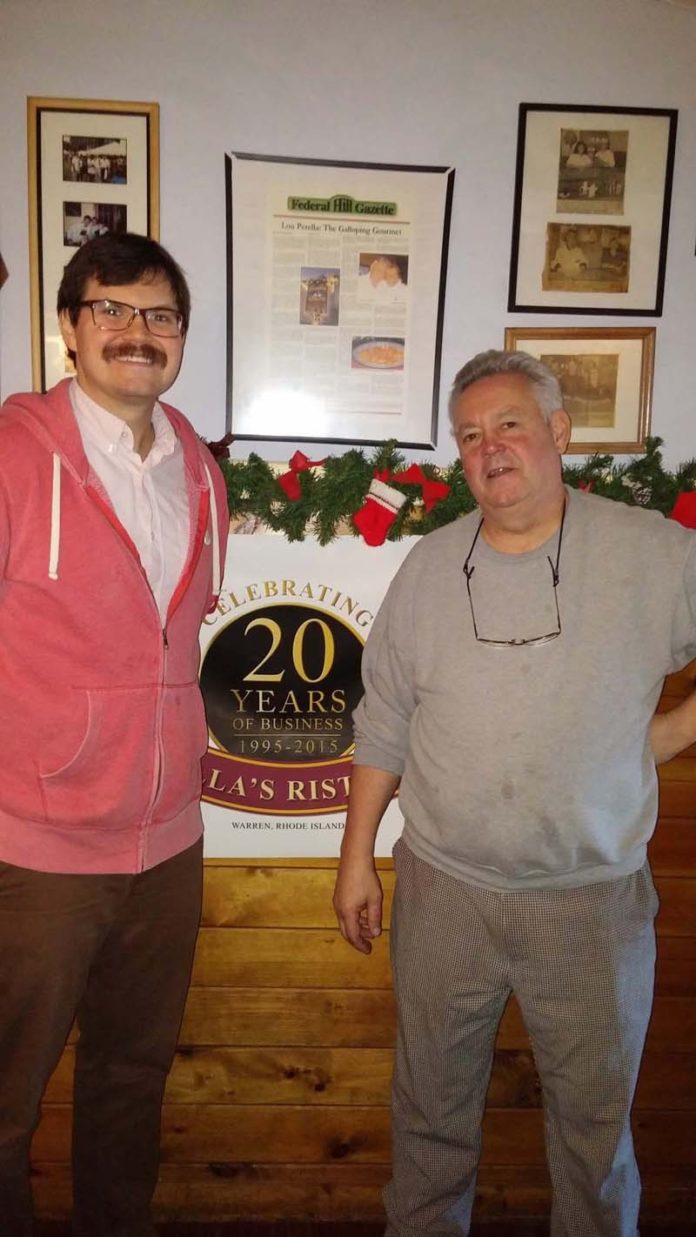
[199,532,413,856]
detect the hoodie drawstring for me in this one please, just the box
[48,451,220,595]
[202,461,221,597]
[48,454,61,580]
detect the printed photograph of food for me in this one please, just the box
[351,337,405,370]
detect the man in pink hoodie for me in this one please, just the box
[0,232,229,1236]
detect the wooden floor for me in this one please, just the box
[34,1222,696,1235]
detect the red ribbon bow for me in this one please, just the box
[391,463,451,512]
[277,450,326,501]
[201,432,233,461]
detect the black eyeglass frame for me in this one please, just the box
[79,299,185,338]
[462,500,566,649]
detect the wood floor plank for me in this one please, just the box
[201,866,394,929]
[31,1161,696,1225]
[186,920,695,990]
[32,1104,696,1168]
[43,1044,696,1112]
[33,1221,696,1235]
[190,927,392,989]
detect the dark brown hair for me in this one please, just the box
[57,232,191,330]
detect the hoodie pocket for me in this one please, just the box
[153,682,210,821]
[39,686,155,829]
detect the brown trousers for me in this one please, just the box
[0,838,203,1237]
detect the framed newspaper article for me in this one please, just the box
[28,96,159,391]
[508,104,677,315]
[226,152,455,447]
[504,325,655,453]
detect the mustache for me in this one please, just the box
[102,341,167,368]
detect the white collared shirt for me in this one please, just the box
[70,380,190,620]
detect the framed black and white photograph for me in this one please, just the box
[226,152,455,447]
[504,325,655,453]
[28,97,159,391]
[62,136,128,184]
[508,104,677,315]
[62,201,128,248]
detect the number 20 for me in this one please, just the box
[243,617,335,683]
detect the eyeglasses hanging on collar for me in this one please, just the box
[462,500,566,649]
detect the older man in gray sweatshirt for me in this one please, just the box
[333,349,696,1237]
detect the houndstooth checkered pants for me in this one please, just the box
[384,839,659,1237]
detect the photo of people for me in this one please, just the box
[541,352,619,428]
[543,224,630,294]
[357,253,408,302]
[556,128,627,214]
[63,202,128,247]
[299,267,340,326]
[62,136,128,184]
[351,337,405,370]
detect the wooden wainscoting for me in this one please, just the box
[32,670,696,1225]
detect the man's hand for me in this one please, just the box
[332,763,400,953]
[333,853,383,954]
[650,685,696,764]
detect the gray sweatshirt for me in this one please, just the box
[353,488,696,889]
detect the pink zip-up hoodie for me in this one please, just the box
[0,380,229,874]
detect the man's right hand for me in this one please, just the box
[332,763,400,953]
[333,853,384,954]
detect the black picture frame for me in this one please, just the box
[508,103,677,316]
[226,152,455,447]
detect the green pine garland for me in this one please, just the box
[218,437,696,545]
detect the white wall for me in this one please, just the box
[1,0,695,466]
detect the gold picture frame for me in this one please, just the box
[28,96,159,391]
[504,325,655,454]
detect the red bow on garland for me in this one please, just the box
[201,432,233,461]
[277,450,326,501]
[389,463,451,512]
[277,453,451,546]
[352,466,452,547]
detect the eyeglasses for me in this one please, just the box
[462,500,566,648]
[79,299,185,338]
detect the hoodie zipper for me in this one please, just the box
[83,479,210,870]
[16,391,219,863]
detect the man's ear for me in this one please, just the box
[59,310,77,355]
[550,407,572,454]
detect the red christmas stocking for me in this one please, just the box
[353,477,407,546]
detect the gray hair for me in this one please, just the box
[448,349,564,427]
